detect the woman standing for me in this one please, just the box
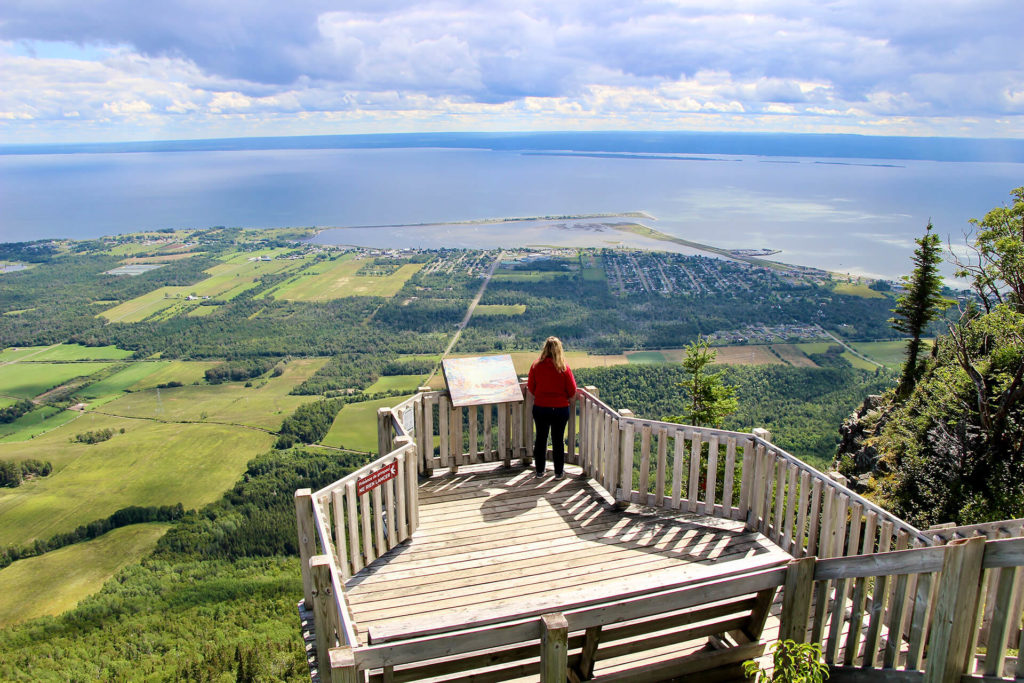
[526,336,578,479]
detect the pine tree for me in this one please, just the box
[670,337,738,427]
[890,222,951,398]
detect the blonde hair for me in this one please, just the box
[538,336,566,372]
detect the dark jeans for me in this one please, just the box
[533,405,570,475]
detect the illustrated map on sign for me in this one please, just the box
[441,354,524,407]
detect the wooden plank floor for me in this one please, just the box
[345,462,790,648]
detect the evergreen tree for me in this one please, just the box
[890,223,950,398]
[669,337,738,427]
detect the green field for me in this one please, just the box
[0,345,60,362]
[99,255,302,322]
[187,305,219,317]
[125,361,215,390]
[475,304,527,316]
[265,255,425,300]
[580,254,606,282]
[796,342,878,371]
[98,288,181,322]
[366,374,427,393]
[491,271,560,282]
[833,282,888,299]
[0,362,115,400]
[0,413,274,547]
[0,523,170,627]
[76,362,167,406]
[0,405,81,443]
[849,340,930,369]
[0,344,135,362]
[99,357,329,431]
[626,351,667,364]
[321,396,413,452]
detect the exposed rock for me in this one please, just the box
[833,393,893,491]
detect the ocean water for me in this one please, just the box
[1,139,1020,279]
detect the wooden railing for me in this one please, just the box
[782,535,1024,682]
[294,408,420,678]
[573,386,928,563]
[297,386,1024,682]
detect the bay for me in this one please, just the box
[0,142,1020,279]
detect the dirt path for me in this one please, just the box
[426,252,504,385]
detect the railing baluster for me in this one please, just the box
[671,429,684,510]
[331,489,351,581]
[656,427,668,508]
[782,464,798,553]
[687,432,701,514]
[704,435,718,515]
[722,437,737,518]
[372,482,386,559]
[772,456,786,543]
[639,424,652,505]
[346,481,362,574]
[863,519,895,668]
[737,438,753,522]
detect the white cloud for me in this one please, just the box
[0,1,1022,141]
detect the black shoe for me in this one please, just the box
[535,471,544,478]
[554,472,564,480]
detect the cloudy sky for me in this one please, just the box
[1,0,1021,143]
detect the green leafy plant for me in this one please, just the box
[743,640,829,683]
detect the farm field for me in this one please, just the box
[770,344,819,367]
[98,254,302,322]
[0,344,133,362]
[474,304,526,316]
[321,396,412,452]
[490,271,561,282]
[626,351,667,364]
[75,362,167,407]
[796,342,877,370]
[125,360,216,390]
[264,254,425,300]
[833,281,887,299]
[99,358,329,431]
[707,345,786,366]
[99,287,181,322]
[0,413,273,547]
[366,374,427,393]
[0,362,115,400]
[0,523,171,627]
[850,339,928,369]
[0,406,80,443]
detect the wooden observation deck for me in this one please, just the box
[295,386,1024,683]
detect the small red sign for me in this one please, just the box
[357,461,399,496]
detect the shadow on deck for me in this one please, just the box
[345,462,788,649]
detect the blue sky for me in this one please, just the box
[1,0,1021,143]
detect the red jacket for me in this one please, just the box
[527,358,577,408]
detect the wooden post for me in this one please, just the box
[328,645,361,683]
[567,396,577,464]
[417,387,431,475]
[377,407,392,457]
[295,488,316,607]
[923,536,986,683]
[618,411,634,509]
[752,427,772,443]
[311,555,337,670]
[779,557,816,643]
[540,612,569,683]
[578,626,602,680]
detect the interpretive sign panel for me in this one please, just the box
[357,461,399,496]
[442,354,523,407]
